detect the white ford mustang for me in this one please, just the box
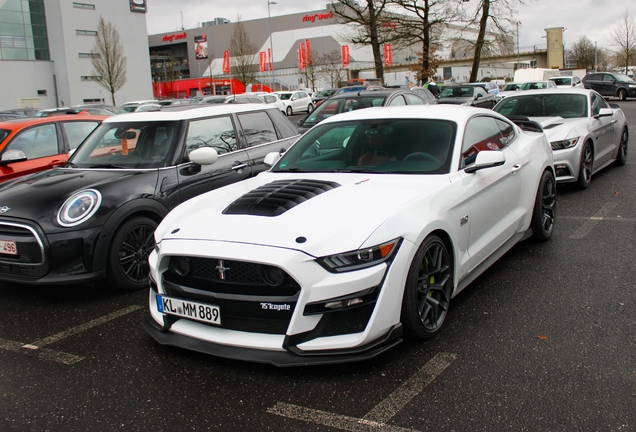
[144,105,556,366]
[493,88,628,189]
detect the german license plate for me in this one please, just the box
[0,240,17,255]
[156,295,221,325]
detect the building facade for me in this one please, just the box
[147,6,521,98]
[0,0,153,111]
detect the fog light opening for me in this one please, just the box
[262,266,286,286]
[170,256,191,276]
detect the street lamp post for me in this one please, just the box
[516,21,520,69]
[267,1,277,92]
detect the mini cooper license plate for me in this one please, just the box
[156,295,221,326]
[0,240,17,255]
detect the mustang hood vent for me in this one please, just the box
[222,179,341,216]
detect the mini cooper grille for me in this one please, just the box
[222,179,341,217]
[318,303,376,337]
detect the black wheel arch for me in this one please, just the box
[91,199,169,274]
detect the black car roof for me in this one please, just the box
[329,89,406,99]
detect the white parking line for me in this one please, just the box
[0,305,143,365]
[569,203,618,239]
[268,352,457,431]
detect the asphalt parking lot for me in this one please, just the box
[1,102,635,431]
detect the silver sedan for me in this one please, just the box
[493,88,629,188]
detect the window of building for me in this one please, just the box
[78,53,99,58]
[0,0,49,61]
[83,98,103,103]
[80,76,101,81]
[37,90,47,96]
[76,30,98,36]
[72,2,96,9]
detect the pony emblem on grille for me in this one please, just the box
[215,260,230,280]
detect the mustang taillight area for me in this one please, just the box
[316,238,402,273]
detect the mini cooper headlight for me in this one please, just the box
[317,238,401,273]
[550,137,579,150]
[57,189,102,227]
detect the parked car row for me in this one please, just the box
[0,80,629,366]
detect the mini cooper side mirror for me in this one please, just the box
[189,147,219,166]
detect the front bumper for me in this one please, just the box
[145,238,414,365]
[552,142,583,183]
[0,218,105,285]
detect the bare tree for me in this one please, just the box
[567,36,596,71]
[299,51,321,91]
[390,0,461,83]
[330,0,390,82]
[91,17,127,105]
[463,0,521,82]
[318,51,348,88]
[229,19,258,89]
[609,9,636,74]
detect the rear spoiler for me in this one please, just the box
[506,116,544,133]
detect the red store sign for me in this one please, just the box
[162,32,187,42]
[301,11,333,23]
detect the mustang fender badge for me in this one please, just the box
[0,206,10,214]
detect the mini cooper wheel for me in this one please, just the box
[618,89,628,101]
[106,216,158,291]
[531,170,556,241]
[401,234,453,339]
[616,127,628,166]
[286,106,293,116]
[577,141,593,189]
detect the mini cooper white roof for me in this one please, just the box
[104,103,279,123]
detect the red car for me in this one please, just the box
[0,114,107,182]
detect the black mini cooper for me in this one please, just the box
[0,104,299,291]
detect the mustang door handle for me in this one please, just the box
[232,162,249,171]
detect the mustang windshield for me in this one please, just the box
[70,121,180,168]
[273,119,456,174]
[494,94,588,118]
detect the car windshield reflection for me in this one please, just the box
[70,121,179,168]
[273,119,456,174]
[494,94,588,118]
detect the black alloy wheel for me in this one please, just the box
[577,141,593,189]
[401,235,453,339]
[618,89,628,101]
[106,216,158,291]
[616,127,629,166]
[531,170,556,241]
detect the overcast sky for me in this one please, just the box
[145,0,630,52]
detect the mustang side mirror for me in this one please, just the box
[595,108,614,118]
[464,151,506,173]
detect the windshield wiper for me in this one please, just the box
[89,163,125,169]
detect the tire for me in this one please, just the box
[286,106,293,116]
[615,127,628,166]
[307,103,314,113]
[401,234,453,340]
[618,89,628,101]
[576,141,593,189]
[106,216,158,291]
[531,170,556,241]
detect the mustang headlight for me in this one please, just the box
[550,137,579,150]
[57,189,102,227]
[317,238,401,273]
